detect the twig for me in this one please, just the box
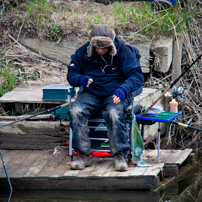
[8,34,23,47]
[17,12,27,42]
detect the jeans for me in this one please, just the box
[69,91,131,156]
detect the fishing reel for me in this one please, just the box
[49,114,60,121]
[173,85,186,98]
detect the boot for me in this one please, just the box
[70,151,92,170]
[113,151,128,172]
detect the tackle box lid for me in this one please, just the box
[42,84,75,101]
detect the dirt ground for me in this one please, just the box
[0,0,152,88]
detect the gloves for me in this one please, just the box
[113,88,126,101]
[77,75,90,86]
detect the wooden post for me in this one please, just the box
[172,34,182,85]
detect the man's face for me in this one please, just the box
[95,47,109,55]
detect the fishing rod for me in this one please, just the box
[0,149,13,192]
[143,53,202,114]
[0,101,74,129]
[171,121,202,132]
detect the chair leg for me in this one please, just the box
[69,127,73,160]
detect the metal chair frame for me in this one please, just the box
[68,98,142,161]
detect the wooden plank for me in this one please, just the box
[24,150,53,177]
[0,188,160,201]
[0,150,40,178]
[4,174,159,190]
[12,151,40,177]
[144,149,160,163]
[36,150,68,177]
[77,158,112,177]
[18,38,152,74]
[101,161,146,177]
[2,149,196,191]
[0,150,20,178]
[129,166,150,176]
[181,153,195,166]
[63,168,81,176]
[0,121,69,150]
[50,154,70,178]
[163,149,193,165]
[129,162,164,177]
[0,150,13,177]
[0,114,51,121]
[144,149,193,165]
[163,164,179,177]
[0,149,11,156]
[0,85,66,104]
[142,163,164,176]
[19,38,81,65]
[0,86,44,103]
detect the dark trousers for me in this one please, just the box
[69,91,131,156]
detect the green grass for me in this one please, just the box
[112,2,195,37]
[23,0,198,42]
[0,63,17,97]
[25,0,62,41]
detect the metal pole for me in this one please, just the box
[0,150,13,192]
[157,122,161,162]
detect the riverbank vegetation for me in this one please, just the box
[0,0,202,149]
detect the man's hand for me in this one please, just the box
[112,88,126,104]
[78,75,93,87]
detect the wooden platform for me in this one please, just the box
[0,85,164,106]
[0,149,193,191]
[0,85,191,191]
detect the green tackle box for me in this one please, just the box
[42,84,76,101]
[51,106,70,120]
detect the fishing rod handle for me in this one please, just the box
[60,99,75,108]
[143,86,171,114]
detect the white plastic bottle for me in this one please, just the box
[169,98,178,113]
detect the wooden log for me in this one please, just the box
[0,121,69,150]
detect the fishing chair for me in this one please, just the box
[68,86,143,161]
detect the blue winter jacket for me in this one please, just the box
[67,37,144,98]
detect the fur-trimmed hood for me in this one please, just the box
[87,24,117,57]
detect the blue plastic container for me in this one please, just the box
[42,84,75,101]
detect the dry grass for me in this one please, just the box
[144,0,202,150]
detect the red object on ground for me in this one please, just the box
[91,151,111,157]
[67,141,112,157]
